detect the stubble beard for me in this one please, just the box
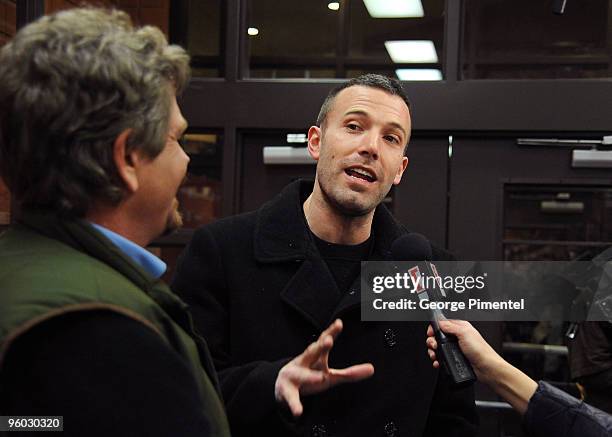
[317,171,382,218]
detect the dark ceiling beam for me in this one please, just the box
[180,78,612,132]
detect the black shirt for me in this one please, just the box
[312,232,374,297]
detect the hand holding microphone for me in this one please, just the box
[391,233,476,386]
[426,319,538,416]
[425,319,504,385]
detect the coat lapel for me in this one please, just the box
[279,257,341,330]
[253,179,410,330]
[253,180,340,330]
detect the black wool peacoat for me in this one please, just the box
[172,179,478,437]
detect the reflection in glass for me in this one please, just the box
[149,132,224,282]
[247,0,445,80]
[178,133,223,228]
[348,0,444,79]
[463,0,612,79]
[503,185,612,261]
[247,1,336,78]
[170,0,223,77]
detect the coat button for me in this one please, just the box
[384,328,397,347]
[384,421,398,437]
[311,424,327,437]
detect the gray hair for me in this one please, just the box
[0,7,190,216]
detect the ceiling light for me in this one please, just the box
[385,40,438,63]
[363,0,424,18]
[328,2,340,10]
[247,27,259,36]
[395,69,443,81]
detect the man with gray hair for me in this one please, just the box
[0,8,371,436]
[0,8,227,436]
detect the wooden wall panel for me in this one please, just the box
[0,0,15,36]
[0,0,14,224]
[45,0,170,37]
[0,182,9,225]
[137,1,168,36]
[44,0,80,15]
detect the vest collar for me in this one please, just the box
[17,210,224,395]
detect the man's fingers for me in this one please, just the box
[327,363,375,385]
[320,318,343,342]
[426,336,437,350]
[299,334,334,366]
[427,324,434,337]
[299,319,345,366]
[428,349,437,362]
[438,319,470,337]
[297,367,329,386]
[280,385,304,417]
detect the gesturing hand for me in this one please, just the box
[274,319,375,417]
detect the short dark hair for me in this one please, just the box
[316,74,412,128]
[0,8,190,217]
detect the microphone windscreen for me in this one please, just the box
[391,233,432,261]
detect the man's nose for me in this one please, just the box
[358,132,380,159]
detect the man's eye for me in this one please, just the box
[385,135,399,144]
[347,123,360,131]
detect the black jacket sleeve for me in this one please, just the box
[172,226,289,431]
[0,311,215,437]
[523,381,612,437]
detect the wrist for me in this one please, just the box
[475,354,506,385]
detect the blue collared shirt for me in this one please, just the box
[90,223,166,279]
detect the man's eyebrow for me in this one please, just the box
[344,110,407,138]
[344,109,368,119]
[388,121,407,138]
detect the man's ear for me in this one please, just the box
[393,156,409,185]
[307,125,322,162]
[113,129,140,193]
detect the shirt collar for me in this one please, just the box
[90,223,166,279]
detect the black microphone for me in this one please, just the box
[391,233,476,386]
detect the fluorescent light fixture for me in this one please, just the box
[572,150,612,168]
[286,133,307,143]
[363,0,424,18]
[247,27,259,36]
[328,2,340,11]
[395,69,442,81]
[385,40,438,63]
[263,147,314,165]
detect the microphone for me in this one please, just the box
[391,234,476,386]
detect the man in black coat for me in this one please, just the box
[173,74,478,436]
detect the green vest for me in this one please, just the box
[0,213,230,437]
